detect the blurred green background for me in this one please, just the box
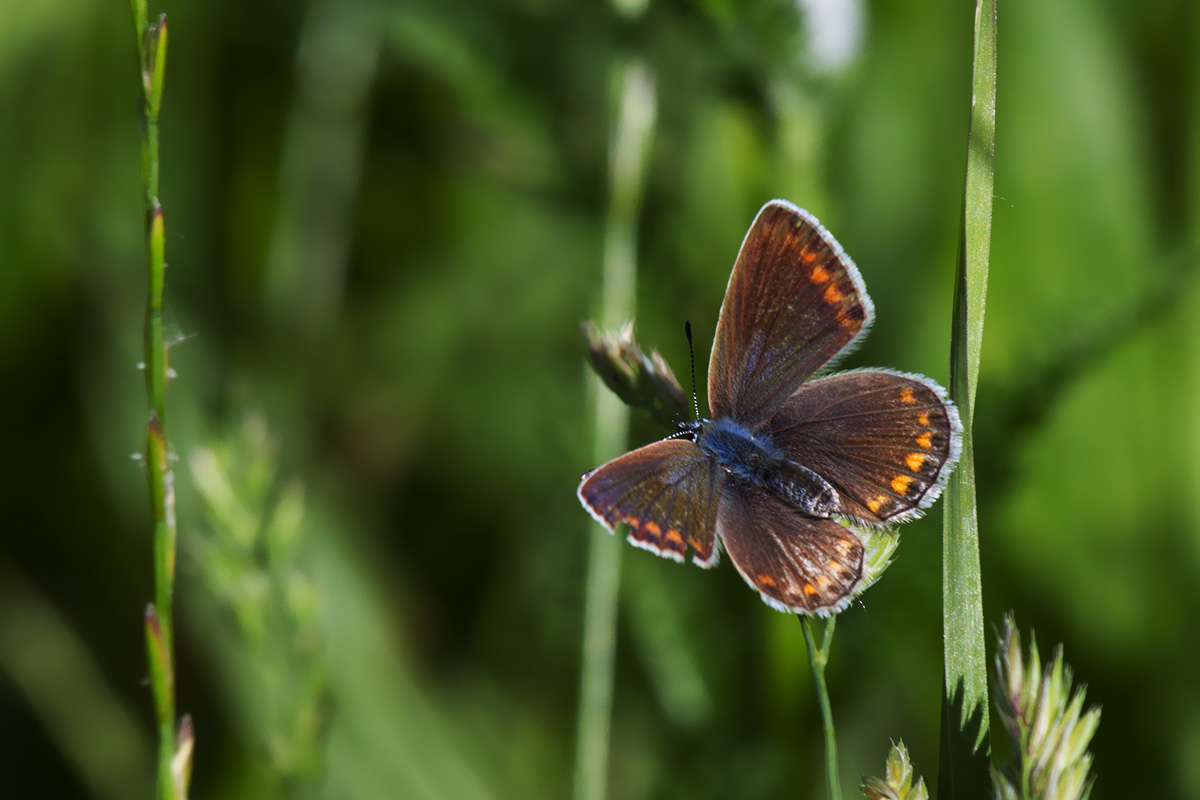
[2,0,1198,797]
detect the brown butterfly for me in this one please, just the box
[578,200,961,615]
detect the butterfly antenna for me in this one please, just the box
[685,321,701,421]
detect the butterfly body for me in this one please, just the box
[578,200,962,615]
[693,418,840,518]
[694,418,780,481]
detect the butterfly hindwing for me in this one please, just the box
[708,200,874,426]
[717,477,865,615]
[768,369,962,524]
[578,439,723,566]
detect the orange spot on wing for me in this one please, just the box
[906,452,927,472]
[899,387,916,405]
[916,432,933,450]
[803,583,819,597]
[816,575,831,588]
[687,535,702,550]
[866,497,883,513]
[666,529,684,545]
[623,516,640,528]
[758,574,777,587]
[891,474,912,495]
[917,412,931,426]
[810,264,830,282]
[645,521,661,535]
[823,284,844,304]
[801,250,817,264]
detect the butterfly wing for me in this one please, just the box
[768,369,962,524]
[578,439,724,567]
[708,200,874,426]
[717,477,865,615]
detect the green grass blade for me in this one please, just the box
[955,0,997,414]
[939,0,996,796]
[0,567,153,799]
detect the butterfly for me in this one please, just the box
[577,200,962,616]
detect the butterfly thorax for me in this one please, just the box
[695,418,840,519]
[694,418,779,479]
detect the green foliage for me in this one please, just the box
[0,569,153,799]
[189,416,327,792]
[1,0,1198,797]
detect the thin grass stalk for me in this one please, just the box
[573,57,657,800]
[939,0,996,796]
[1193,0,1200,629]
[0,567,153,799]
[131,5,191,798]
[261,0,381,347]
[801,617,841,800]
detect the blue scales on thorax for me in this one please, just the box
[694,418,839,518]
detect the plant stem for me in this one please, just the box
[131,5,189,798]
[573,56,657,800]
[801,616,842,800]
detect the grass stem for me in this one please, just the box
[801,616,842,800]
[131,5,190,798]
[573,56,657,800]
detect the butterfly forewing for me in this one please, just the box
[768,369,962,524]
[717,478,865,615]
[578,439,724,566]
[708,201,874,426]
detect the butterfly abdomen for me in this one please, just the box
[762,463,840,518]
[696,418,839,518]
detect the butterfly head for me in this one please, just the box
[668,418,706,442]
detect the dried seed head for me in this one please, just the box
[582,321,687,429]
